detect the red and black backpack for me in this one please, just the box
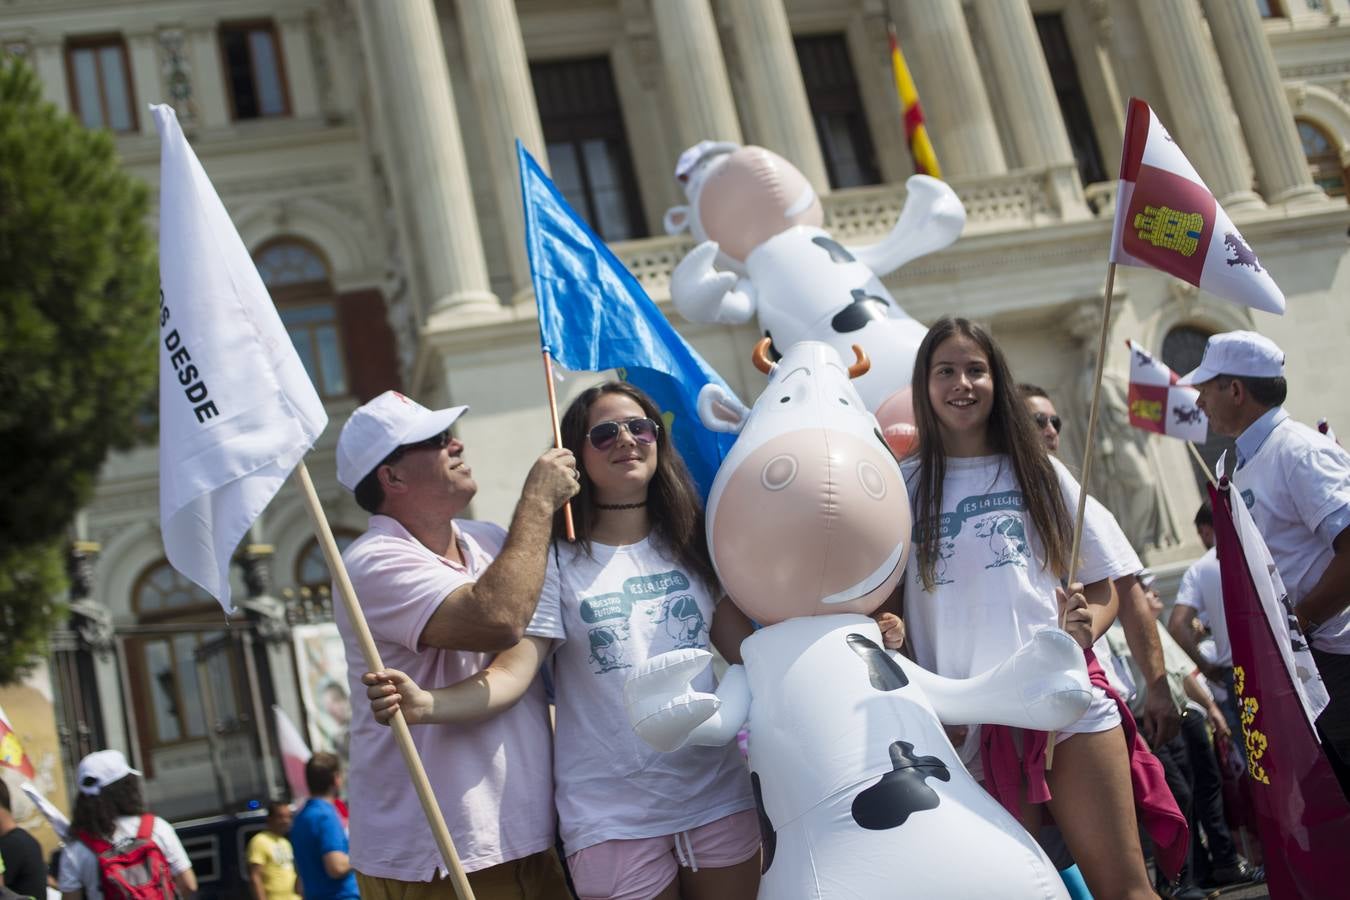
[76,814,179,900]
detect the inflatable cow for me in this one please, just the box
[625,340,1091,899]
[664,142,966,455]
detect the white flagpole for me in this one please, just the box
[292,461,476,900]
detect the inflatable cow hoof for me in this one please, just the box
[623,649,720,752]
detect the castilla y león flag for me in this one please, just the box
[0,704,36,780]
[1210,480,1347,899]
[1125,339,1207,442]
[1110,98,1284,315]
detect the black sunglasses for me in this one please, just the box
[384,428,452,465]
[1033,413,1062,433]
[588,417,660,451]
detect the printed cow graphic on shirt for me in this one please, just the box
[916,490,1031,581]
[578,568,709,675]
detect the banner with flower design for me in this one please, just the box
[1210,481,1349,899]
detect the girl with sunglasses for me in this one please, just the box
[364,382,760,900]
[895,317,1160,900]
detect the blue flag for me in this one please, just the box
[519,141,735,496]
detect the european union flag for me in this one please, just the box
[519,141,734,497]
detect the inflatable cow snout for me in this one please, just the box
[626,341,1090,899]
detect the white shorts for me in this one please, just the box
[960,684,1121,782]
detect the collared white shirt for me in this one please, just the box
[1233,409,1350,653]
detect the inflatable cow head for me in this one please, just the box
[665,141,965,457]
[699,340,910,625]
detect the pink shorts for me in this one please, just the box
[566,809,761,900]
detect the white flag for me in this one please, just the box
[273,704,313,800]
[155,105,327,613]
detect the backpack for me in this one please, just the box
[76,814,179,900]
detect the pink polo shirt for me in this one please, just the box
[335,515,556,880]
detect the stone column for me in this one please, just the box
[276,11,321,120]
[185,20,231,128]
[1200,0,1325,206]
[887,0,1006,177]
[31,37,70,113]
[651,0,742,149]
[1135,0,1263,211]
[455,0,547,298]
[968,1,1087,217]
[359,0,498,321]
[722,0,830,191]
[126,29,163,136]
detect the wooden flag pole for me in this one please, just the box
[1186,440,1219,489]
[542,350,576,541]
[1048,261,1118,770]
[293,461,476,900]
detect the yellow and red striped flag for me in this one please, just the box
[889,24,941,179]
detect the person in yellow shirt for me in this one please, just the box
[247,802,301,900]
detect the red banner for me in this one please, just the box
[1211,482,1350,898]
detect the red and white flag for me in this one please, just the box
[1125,339,1207,442]
[273,704,313,800]
[0,704,36,780]
[1211,481,1347,898]
[1110,98,1285,315]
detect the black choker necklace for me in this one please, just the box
[595,501,647,510]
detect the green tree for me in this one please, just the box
[0,58,157,684]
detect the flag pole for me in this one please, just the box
[1048,261,1118,769]
[292,461,476,900]
[542,350,576,541]
[1186,441,1218,488]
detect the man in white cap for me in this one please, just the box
[333,391,579,898]
[1182,330,1350,800]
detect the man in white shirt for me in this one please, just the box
[1168,504,1240,738]
[1182,330,1350,800]
[1019,384,1180,747]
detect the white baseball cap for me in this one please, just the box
[1177,331,1285,386]
[336,391,467,491]
[77,749,140,796]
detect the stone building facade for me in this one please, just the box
[3,0,1349,822]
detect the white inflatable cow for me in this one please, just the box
[625,340,1091,899]
[664,142,966,455]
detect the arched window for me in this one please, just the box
[130,561,242,748]
[1297,119,1347,201]
[255,239,349,398]
[1162,325,1236,494]
[294,532,358,593]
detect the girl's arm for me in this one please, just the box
[363,635,552,725]
[709,598,755,664]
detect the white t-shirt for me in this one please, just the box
[1235,417,1350,653]
[902,455,1125,772]
[337,516,557,878]
[902,454,1125,679]
[59,815,191,900]
[529,536,755,854]
[1175,547,1230,665]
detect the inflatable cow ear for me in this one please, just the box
[698,384,749,433]
[664,205,691,236]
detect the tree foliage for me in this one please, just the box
[0,58,157,684]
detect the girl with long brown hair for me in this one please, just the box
[364,382,760,900]
[897,316,1158,900]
